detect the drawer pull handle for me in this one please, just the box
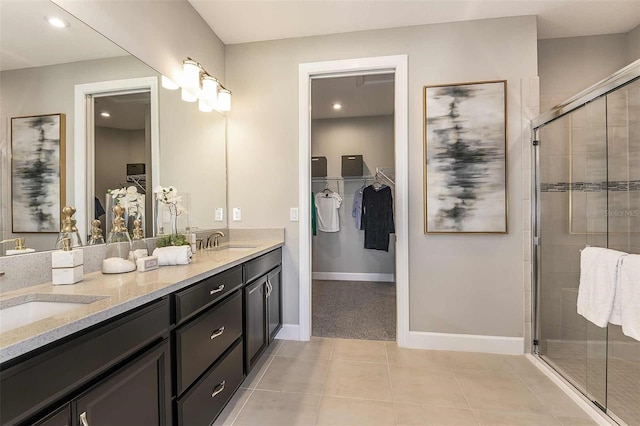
[80,412,89,426]
[211,380,226,398]
[210,284,225,295]
[210,326,225,340]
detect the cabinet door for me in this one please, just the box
[267,265,282,342]
[244,277,267,372]
[73,339,171,426]
[33,405,70,426]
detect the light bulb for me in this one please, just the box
[218,89,231,112]
[182,59,200,90]
[202,75,219,106]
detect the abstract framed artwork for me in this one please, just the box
[11,113,66,233]
[423,80,508,234]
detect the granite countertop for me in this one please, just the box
[0,240,283,364]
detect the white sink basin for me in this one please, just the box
[0,294,108,333]
[205,245,257,252]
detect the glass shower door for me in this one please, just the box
[536,96,608,409]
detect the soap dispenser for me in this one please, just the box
[0,238,35,255]
[55,206,84,249]
[131,219,149,260]
[102,205,136,274]
[52,238,84,285]
[88,219,105,245]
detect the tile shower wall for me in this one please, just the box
[537,78,640,425]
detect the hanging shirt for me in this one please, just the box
[361,185,395,251]
[311,193,317,236]
[315,191,342,232]
[352,186,364,230]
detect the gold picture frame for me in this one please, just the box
[423,80,508,234]
[11,113,66,233]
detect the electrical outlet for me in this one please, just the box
[232,207,242,221]
[290,207,299,221]
[215,208,223,221]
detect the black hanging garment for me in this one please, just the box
[361,185,395,251]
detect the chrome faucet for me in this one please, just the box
[206,231,225,248]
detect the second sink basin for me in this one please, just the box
[205,244,257,252]
[0,294,108,333]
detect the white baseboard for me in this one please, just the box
[312,272,395,282]
[275,324,302,341]
[405,331,524,355]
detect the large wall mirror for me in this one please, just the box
[0,0,228,255]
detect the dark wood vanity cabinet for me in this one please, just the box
[1,247,283,426]
[243,249,283,373]
[172,265,245,425]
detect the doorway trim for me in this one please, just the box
[74,77,159,240]
[298,55,409,346]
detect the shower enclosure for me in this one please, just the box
[533,60,639,425]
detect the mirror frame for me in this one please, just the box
[74,77,160,240]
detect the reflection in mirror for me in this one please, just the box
[0,0,228,256]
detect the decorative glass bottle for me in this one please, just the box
[88,219,105,245]
[102,205,136,274]
[55,206,84,249]
[131,219,149,260]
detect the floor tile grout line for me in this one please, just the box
[384,341,399,426]
[228,388,254,426]
[450,368,480,425]
[312,338,336,426]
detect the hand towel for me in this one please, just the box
[152,245,192,266]
[576,247,627,327]
[617,254,640,341]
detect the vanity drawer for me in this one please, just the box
[174,265,242,324]
[177,341,244,426]
[244,248,281,284]
[175,291,242,394]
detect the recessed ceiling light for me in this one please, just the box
[100,112,111,117]
[332,103,342,110]
[45,15,70,28]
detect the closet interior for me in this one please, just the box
[310,73,397,341]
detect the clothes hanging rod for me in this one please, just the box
[312,176,375,181]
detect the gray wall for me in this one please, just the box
[626,25,640,63]
[94,126,146,208]
[52,0,226,86]
[311,116,395,276]
[225,16,538,337]
[0,56,155,251]
[538,33,632,112]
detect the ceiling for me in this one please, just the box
[189,0,640,45]
[0,1,127,72]
[94,92,150,130]
[312,74,394,119]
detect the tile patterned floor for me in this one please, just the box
[214,338,599,426]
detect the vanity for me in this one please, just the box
[0,241,283,426]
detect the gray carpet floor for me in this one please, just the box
[312,280,396,341]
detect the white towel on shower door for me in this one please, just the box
[576,247,627,327]
[616,254,640,341]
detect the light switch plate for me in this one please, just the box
[290,207,299,222]
[232,207,242,221]
[215,208,223,221]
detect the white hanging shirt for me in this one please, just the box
[315,191,342,232]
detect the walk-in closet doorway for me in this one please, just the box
[311,73,396,340]
[298,55,409,345]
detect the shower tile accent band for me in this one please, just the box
[540,180,640,192]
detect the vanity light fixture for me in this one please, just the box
[217,89,231,112]
[162,58,232,112]
[100,112,111,117]
[45,15,70,28]
[332,103,342,110]
[161,76,179,90]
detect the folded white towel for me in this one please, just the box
[617,254,640,341]
[152,245,192,266]
[576,247,627,327]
